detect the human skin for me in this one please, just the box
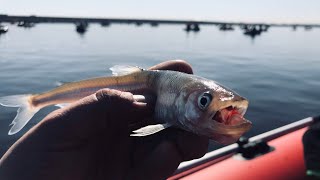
[0,60,209,180]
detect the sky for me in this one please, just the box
[1,0,320,24]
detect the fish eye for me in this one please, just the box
[198,92,212,110]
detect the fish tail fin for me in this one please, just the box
[0,94,39,135]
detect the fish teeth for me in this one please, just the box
[241,108,247,116]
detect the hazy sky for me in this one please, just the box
[1,0,320,23]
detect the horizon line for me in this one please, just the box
[2,13,320,26]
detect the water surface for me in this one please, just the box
[0,23,319,155]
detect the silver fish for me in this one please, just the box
[0,65,251,144]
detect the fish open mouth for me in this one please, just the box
[212,105,248,126]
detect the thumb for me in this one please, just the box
[31,89,152,142]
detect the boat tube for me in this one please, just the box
[169,116,320,180]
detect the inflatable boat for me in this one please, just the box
[169,116,320,180]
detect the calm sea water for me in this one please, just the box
[0,23,319,156]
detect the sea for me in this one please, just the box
[0,23,319,156]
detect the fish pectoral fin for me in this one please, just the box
[55,103,71,108]
[109,65,144,76]
[130,123,172,137]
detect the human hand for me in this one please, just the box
[0,60,209,180]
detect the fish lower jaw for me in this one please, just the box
[211,121,252,137]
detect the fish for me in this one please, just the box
[0,65,252,144]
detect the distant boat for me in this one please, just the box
[135,22,143,26]
[76,22,88,34]
[259,24,270,32]
[219,24,234,31]
[17,21,35,28]
[243,26,262,38]
[304,26,312,31]
[0,25,9,34]
[150,22,159,27]
[240,24,249,30]
[184,23,200,32]
[101,21,110,27]
[193,24,200,32]
[292,25,297,31]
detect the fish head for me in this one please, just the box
[178,79,252,144]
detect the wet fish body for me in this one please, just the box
[0,66,251,144]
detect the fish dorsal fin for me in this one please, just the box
[110,65,143,76]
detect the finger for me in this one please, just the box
[173,130,209,161]
[148,60,193,74]
[146,128,208,161]
[129,128,208,179]
[129,140,182,180]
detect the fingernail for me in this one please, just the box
[133,101,147,107]
[133,95,146,102]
